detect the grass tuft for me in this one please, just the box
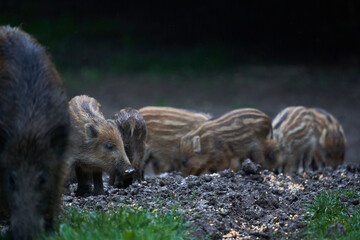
[0,206,191,240]
[48,207,191,240]
[303,189,360,239]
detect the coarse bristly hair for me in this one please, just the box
[179,108,278,176]
[272,106,346,173]
[0,25,70,240]
[68,95,133,196]
[139,106,212,174]
[110,107,147,187]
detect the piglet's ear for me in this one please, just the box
[85,123,98,140]
[192,135,201,153]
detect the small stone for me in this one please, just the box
[110,188,119,194]
[250,174,261,181]
[96,203,104,210]
[242,159,258,174]
[346,164,356,173]
[325,222,346,239]
[204,176,212,182]
[219,169,235,178]
[158,179,165,186]
[339,194,349,202]
[349,198,359,205]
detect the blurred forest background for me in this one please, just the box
[0,1,359,164]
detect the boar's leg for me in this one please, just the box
[92,168,105,195]
[311,151,323,171]
[75,165,92,196]
[132,153,144,183]
[108,174,115,186]
[297,152,307,174]
[301,148,314,173]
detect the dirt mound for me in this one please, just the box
[63,163,360,239]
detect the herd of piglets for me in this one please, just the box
[0,26,346,239]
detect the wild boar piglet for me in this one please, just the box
[272,106,346,173]
[110,107,147,187]
[69,95,134,195]
[180,108,279,176]
[139,106,211,174]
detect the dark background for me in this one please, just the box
[1,1,359,66]
[0,1,359,164]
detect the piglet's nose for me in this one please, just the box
[124,167,134,177]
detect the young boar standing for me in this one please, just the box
[69,95,134,196]
[139,106,211,174]
[0,26,70,240]
[272,106,346,173]
[179,108,278,176]
[110,108,147,187]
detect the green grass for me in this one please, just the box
[303,189,360,240]
[1,206,192,240]
[46,207,191,240]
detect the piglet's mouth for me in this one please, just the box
[113,166,135,178]
[124,167,135,177]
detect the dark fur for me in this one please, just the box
[111,108,147,187]
[0,26,70,240]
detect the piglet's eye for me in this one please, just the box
[105,143,116,151]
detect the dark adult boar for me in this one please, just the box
[110,108,147,187]
[139,106,211,174]
[69,95,134,196]
[272,106,346,173]
[0,26,70,240]
[179,108,279,176]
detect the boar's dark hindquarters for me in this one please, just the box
[0,26,70,240]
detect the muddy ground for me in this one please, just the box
[63,162,360,239]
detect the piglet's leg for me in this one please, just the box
[75,165,92,196]
[93,168,105,195]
